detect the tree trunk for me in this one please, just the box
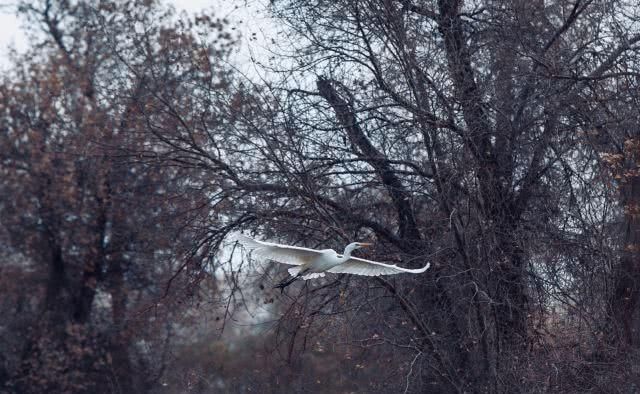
[107,255,136,393]
[610,138,640,346]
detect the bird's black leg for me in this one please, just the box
[273,276,297,293]
[274,269,308,293]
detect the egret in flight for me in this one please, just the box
[234,234,430,292]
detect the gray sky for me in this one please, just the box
[0,1,26,64]
[0,0,272,72]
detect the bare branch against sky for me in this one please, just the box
[0,0,272,72]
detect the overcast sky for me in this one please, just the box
[0,0,272,72]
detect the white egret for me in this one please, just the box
[234,234,430,291]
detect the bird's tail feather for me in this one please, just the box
[301,272,325,280]
[288,266,301,276]
[288,267,325,280]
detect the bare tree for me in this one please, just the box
[0,1,237,392]
[138,0,640,390]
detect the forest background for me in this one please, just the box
[1,0,640,392]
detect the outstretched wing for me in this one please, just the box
[234,234,321,266]
[329,256,430,276]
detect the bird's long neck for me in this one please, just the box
[341,243,358,262]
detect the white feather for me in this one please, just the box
[234,233,321,266]
[288,266,301,276]
[328,257,430,276]
[301,272,325,280]
[287,266,326,280]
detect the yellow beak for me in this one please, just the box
[359,243,372,247]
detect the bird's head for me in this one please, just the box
[344,242,372,256]
[355,242,372,249]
